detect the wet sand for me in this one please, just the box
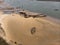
[0,13,60,45]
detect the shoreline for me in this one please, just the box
[43,16,60,24]
[0,10,60,24]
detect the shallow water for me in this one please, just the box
[3,0,60,19]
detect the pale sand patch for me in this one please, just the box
[0,14,60,45]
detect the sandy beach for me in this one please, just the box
[0,13,60,45]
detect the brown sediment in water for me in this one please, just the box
[0,13,60,45]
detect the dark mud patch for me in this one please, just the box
[0,37,9,45]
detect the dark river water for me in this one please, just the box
[4,0,60,19]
